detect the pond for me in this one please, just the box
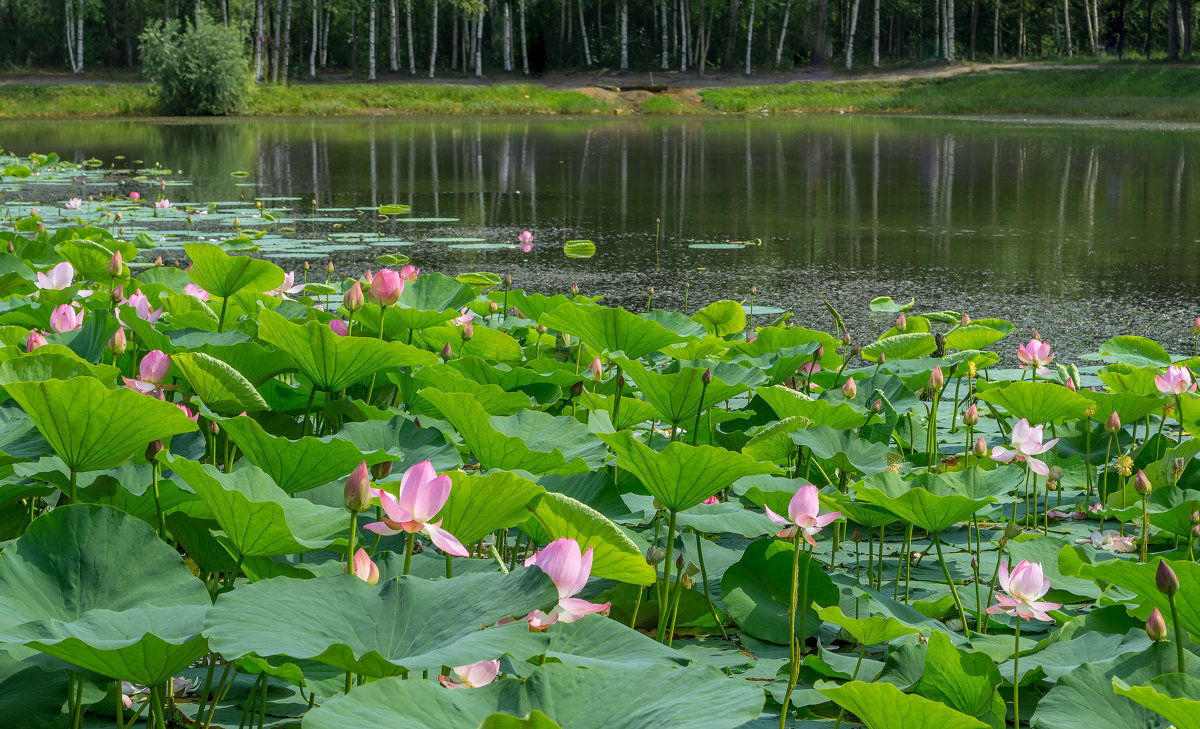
[3,115,1199,358]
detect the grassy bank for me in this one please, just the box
[3,67,1200,119]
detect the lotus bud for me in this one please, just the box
[107,328,127,355]
[961,313,971,325]
[1192,317,1200,336]
[343,281,364,312]
[971,556,979,570]
[111,284,124,305]
[107,251,123,278]
[1105,411,1121,435]
[4,241,11,253]
[536,324,548,335]
[1004,522,1022,540]
[1194,524,1200,537]
[570,381,585,398]
[1191,510,1199,525]
[928,365,945,391]
[303,260,310,271]
[618,375,626,388]
[25,329,47,352]
[676,553,685,570]
[962,404,979,426]
[570,283,580,296]
[210,421,220,435]
[440,342,453,360]
[878,352,886,364]
[815,345,824,360]
[1156,560,1180,596]
[460,321,473,341]
[850,345,862,359]
[1146,607,1169,641]
[702,368,712,386]
[145,439,164,462]
[1134,470,1152,496]
[842,378,857,399]
[973,436,988,458]
[852,527,863,542]
[488,301,499,315]
[589,357,603,382]
[646,546,666,565]
[154,255,163,267]
[326,260,335,273]
[344,461,371,512]
[897,314,907,331]
[502,273,512,287]
[871,399,883,413]
[370,461,393,481]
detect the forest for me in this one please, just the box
[0,0,1195,81]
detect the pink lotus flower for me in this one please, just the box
[439,660,500,689]
[400,265,420,282]
[176,403,199,422]
[123,350,171,394]
[183,283,209,301]
[367,268,403,307]
[25,329,47,352]
[64,198,82,210]
[329,319,349,336]
[119,290,163,325]
[798,361,821,376]
[518,230,533,253]
[267,271,306,299]
[990,418,1059,476]
[35,262,75,290]
[363,460,468,556]
[129,191,141,201]
[49,303,84,333]
[1017,338,1054,375]
[155,198,172,210]
[450,306,476,327]
[350,548,380,585]
[764,484,841,547]
[1077,529,1137,553]
[524,537,611,628]
[702,496,720,505]
[1155,365,1196,396]
[985,558,1061,622]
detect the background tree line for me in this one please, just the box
[3,0,1196,79]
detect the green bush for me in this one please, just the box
[139,14,253,116]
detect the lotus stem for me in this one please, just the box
[611,366,624,431]
[203,662,235,729]
[629,585,643,629]
[1169,592,1186,674]
[1140,494,1150,563]
[980,541,1005,633]
[695,530,728,639]
[927,390,941,469]
[1013,620,1021,727]
[780,537,809,729]
[403,531,415,576]
[655,509,677,642]
[691,381,710,446]
[877,525,886,590]
[346,510,357,566]
[68,468,77,506]
[666,558,684,646]
[193,657,217,729]
[1102,433,1115,501]
[933,532,971,635]
[217,296,228,333]
[365,307,386,404]
[1084,420,1094,501]
[151,460,165,539]
[904,522,914,603]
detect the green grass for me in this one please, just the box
[248,83,611,116]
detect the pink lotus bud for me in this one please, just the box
[1105,411,1121,435]
[701,368,712,386]
[49,303,84,333]
[461,321,474,341]
[871,398,882,413]
[107,328,127,355]
[1064,378,1077,391]
[145,439,163,461]
[928,365,944,391]
[329,319,349,337]
[368,268,403,307]
[973,436,988,458]
[344,461,372,512]
[25,329,47,352]
[896,314,907,331]
[589,357,603,382]
[351,548,380,585]
[129,191,140,201]
[1192,317,1200,336]
[440,342,453,360]
[1134,470,1152,496]
[488,301,498,315]
[326,260,335,273]
[961,313,971,325]
[878,352,886,364]
[841,378,857,399]
[570,381,585,398]
[962,404,979,426]
[108,251,123,278]
[570,283,580,296]
[1146,607,1168,641]
[502,273,512,287]
[139,350,171,384]
[815,345,824,360]
[343,281,364,312]
[1156,560,1180,596]
[154,256,163,267]
[370,461,393,480]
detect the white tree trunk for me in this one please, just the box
[282,0,293,82]
[389,0,398,71]
[774,0,792,67]
[504,1,513,71]
[681,0,689,71]
[1063,0,1073,56]
[520,0,529,73]
[578,0,593,65]
[368,0,377,80]
[223,0,229,25]
[744,0,754,75]
[309,0,317,79]
[620,0,628,70]
[321,9,331,67]
[406,0,415,73]
[272,0,283,83]
[946,0,956,61]
[196,0,203,21]
[474,9,483,77]
[846,0,861,69]
[661,0,669,68]
[993,0,1000,55]
[872,0,880,66]
[429,0,438,78]
[255,0,265,81]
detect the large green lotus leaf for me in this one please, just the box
[410,367,533,417]
[1032,656,1179,729]
[542,304,689,359]
[1078,391,1164,427]
[0,505,210,685]
[915,632,1005,729]
[790,426,890,477]
[820,681,988,729]
[186,241,284,299]
[823,371,920,415]
[720,539,839,644]
[6,377,197,473]
[870,296,916,313]
[1078,557,1200,639]
[691,300,746,337]
[421,325,524,363]
[1096,336,1173,369]
[193,340,296,387]
[441,470,546,545]
[477,711,564,729]
[976,381,1093,425]
[493,290,575,323]
[57,238,132,284]
[166,513,241,575]
[598,430,778,512]
[743,415,812,465]
[302,663,764,729]
[879,316,932,338]
[853,472,996,533]
[526,491,656,585]
[422,389,592,475]
[331,415,462,472]
[544,614,690,669]
[163,292,219,331]
[0,347,119,389]
[944,325,1008,351]
[1005,538,1102,599]
[258,308,435,392]
[0,647,69,728]
[740,325,843,371]
[577,391,661,431]
[203,569,558,677]
[165,456,345,557]
[219,415,390,494]
[862,333,936,363]
[674,500,779,538]
[395,271,476,314]
[611,356,759,426]
[172,352,268,414]
[1112,674,1200,729]
[908,466,1023,501]
[727,341,820,386]
[757,385,873,430]
[817,605,921,646]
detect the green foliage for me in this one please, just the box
[139,13,252,116]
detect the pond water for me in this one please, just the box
[3,115,1199,358]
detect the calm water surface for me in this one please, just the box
[3,115,1198,357]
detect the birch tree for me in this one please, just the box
[619,0,628,71]
[368,0,377,80]
[744,0,754,75]
[775,0,792,67]
[255,0,265,80]
[389,0,398,71]
[64,0,85,74]
[406,0,415,73]
[845,0,861,69]
[281,0,293,81]
[428,0,438,77]
[519,0,529,74]
[310,0,318,78]
[578,0,592,65]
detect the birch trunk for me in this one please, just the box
[681,0,690,71]
[578,0,593,65]
[321,8,331,67]
[744,0,754,74]
[661,0,669,68]
[368,0,376,80]
[520,0,529,74]
[309,0,317,78]
[946,0,955,60]
[389,0,398,71]
[1064,0,1074,56]
[620,0,628,70]
[282,0,293,82]
[994,0,1001,55]
[223,0,229,25]
[429,0,438,78]
[272,0,283,83]
[255,0,265,81]
[65,0,85,74]
[845,0,860,69]
[873,0,880,65]
[504,1,513,72]
[775,0,792,66]
[406,0,414,73]
[813,0,829,62]
[196,0,202,21]
[474,9,483,77]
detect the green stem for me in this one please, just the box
[365,307,385,404]
[69,468,77,505]
[980,542,1005,634]
[403,531,415,576]
[691,380,710,446]
[346,510,358,566]
[629,586,643,629]
[611,366,624,431]
[904,522,914,603]
[695,530,728,639]
[780,538,810,729]
[933,532,971,635]
[656,509,677,642]
[151,460,165,539]
[1169,592,1186,675]
[193,657,217,729]
[149,682,167,729]
[1141,495,1150,563]
[1013,620,1021,727]
[928,390,941,469]
[217,296,228,333]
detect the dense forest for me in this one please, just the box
[1,0,1195,79]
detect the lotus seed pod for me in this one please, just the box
[145,439,164,462]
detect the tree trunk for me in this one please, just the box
[272,0,283,83]
[661,0,669,68]
[681,0,690,71]
[1184,0,1193,54]
[775,0,793,66]
[969,0,978,58]
[946,0,955,60]
[1144,0,1155,58]
[310,0,317,78]
[223,0,229,25]
[196,0,202,21]
[368,0,377,80]
[994,0,1001,55]
[620,0,628,70]
[389,0,398,71]
[578,0,593,65]
[504,1,514,72]
[321,8,331,67]
[1064,0,1074,55]
[520,0,529,73]
[1019,0,1026,58]
[406,0,414,73]
[845,0,861,68]
[255,0,265,81]
[125,0,134,67]
[429,0,438,78]
[698,1,715,75]
[813,0,829,62]
[282,0,293,82]
[1169,0,1180,57]
[350,6,358,75]
[744,0,755,73]
[475,9,483,76]
[873,0,881,65]
[722,0,741,69]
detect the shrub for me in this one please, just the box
[139,13,253,116]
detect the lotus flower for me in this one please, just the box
[518,230,533,253]
[1155,365,1196,396]
[702,496,720,505]
[367,268,403,307]
[49,303,84,333]
[25,329,47,352]
[123,350,171,394]
[990,418,1059,476]
[176,403,199,422]
[329,318,349,336]
[524,537,611,628]
[400,265,420,282]
[35,262,74,290]
[129,191,141,201]
[119,290,163,325]
[439,660,500,689]
[267,271,306,299]
[155,198,172,210]
[764,484,841,547]
[350,548,380,585]
[1017,338,1054,375]
[64,197,82,210]
[985,558,1061,621]
[363,460,468,556]
[183,283,209,301]
[451,306,476,326]
[1077,529,1137,553]
[798,361,821,376]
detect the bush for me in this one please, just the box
[139,14,253,116]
